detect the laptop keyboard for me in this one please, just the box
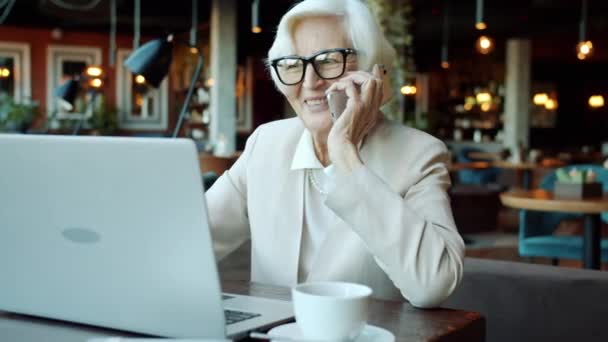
[224,309,261,325]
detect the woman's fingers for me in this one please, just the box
[336,72,381,87]
[343,80,360,107]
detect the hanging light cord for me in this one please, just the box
[133,0,141,50]
[0,0,16,25]
[252,0,260,31]
[48,0,103,11]
[475,0,484,25]
[190,0,198,47]
[441,0,450,61]
[109,0,117,66]
[579,0,588,42]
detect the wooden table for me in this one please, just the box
[447,161,492,172]
[0,280,485,342]
[501,189,608,269]
[223,281,485,341]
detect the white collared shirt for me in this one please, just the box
[290,129,338,282]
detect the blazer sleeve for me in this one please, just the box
[324,140,465,308]
[205,128,260,261]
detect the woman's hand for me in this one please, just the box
[325,64,385,175]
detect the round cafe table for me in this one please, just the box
[500,189,608,269]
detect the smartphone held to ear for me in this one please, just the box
[327,91,348,122]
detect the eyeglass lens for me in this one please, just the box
[275,50,351,85]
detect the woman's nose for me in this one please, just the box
[302,64,323,89]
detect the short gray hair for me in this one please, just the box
[267,0,396,85]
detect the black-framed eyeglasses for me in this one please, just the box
[270,48,357,86]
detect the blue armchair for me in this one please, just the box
[456,147,501,185]
[519,165,608,262]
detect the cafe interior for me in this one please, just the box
[1,0,608,341]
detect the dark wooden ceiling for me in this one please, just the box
[3,0,608,69]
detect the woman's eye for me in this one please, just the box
[317,58,339,65]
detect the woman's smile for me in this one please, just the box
[304,96,329,113]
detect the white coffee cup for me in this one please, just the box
[292,281,372,341]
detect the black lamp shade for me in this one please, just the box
[124,38,174,88]
[54,79,80,111]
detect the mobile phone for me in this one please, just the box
[327,91,348,122]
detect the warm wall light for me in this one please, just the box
[589,95,605,108]
[441,61,450,69]
[400,85,417,95]
[205,78,215,87]
[476,92,492,103]
[89,78,103,88]
[480,102,491,112]
[533,93,549,105]
[190,46,199,54]
[86,66,103,77]
[0,67,10,78]
[135,94,144,107]
[135,75,146,84]
[545,99,557,110]
[475,35,494,54]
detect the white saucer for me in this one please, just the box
[267,323,395,342]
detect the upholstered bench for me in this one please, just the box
[443,257,608,342]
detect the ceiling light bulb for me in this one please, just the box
[475,35,494,54]
[533,93,548,105]
[480,38,491,49]
[576,41,593,59]
[135,75,146,84]
[0,68,10,78]
[589,95,604,108]
[475,22,486,30]
[90,78,103,88]
[476,92,492,103]
[545,99,557,110]
[400,85,417,95]
[86,66,103,77]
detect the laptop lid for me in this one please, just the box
[0,134,225,338]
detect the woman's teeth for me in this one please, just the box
[307,98,327,105]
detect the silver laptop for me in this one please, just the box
[0,134,293,340]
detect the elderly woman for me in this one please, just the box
[207,0,464,308]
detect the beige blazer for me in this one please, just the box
[206,117,465,308]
